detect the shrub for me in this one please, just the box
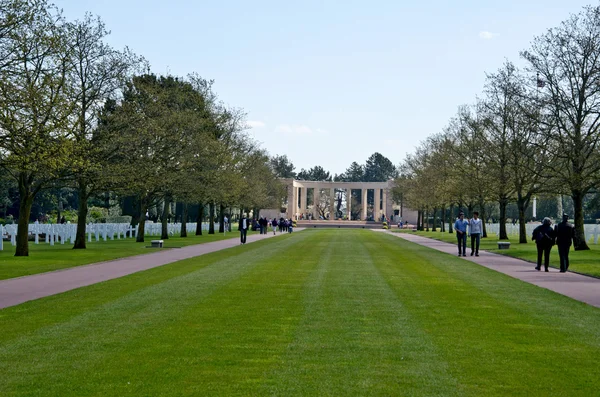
[106,215,132,224]
[87,206,109,223]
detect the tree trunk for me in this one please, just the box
[56,192,62,224]
[499,198,508,240]
[432,208,437,232]
[218,203,225,233]
[441,206,446,232]
[136,196,148,243]
[425,210,430,232]
[448,205,454,233]
[15,186,34,257]
[228,206,232,232]
[73,180,89,249]
[481,205,488,239]
[572,190,590,250]
[517,197,530,244]
[208,202,215,234]
[161,195,170,240]
[195,202,203,235]
[180,202,188,237]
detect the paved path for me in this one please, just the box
[377,230,600,308]
[0,230,299,310]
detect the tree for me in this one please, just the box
[521,5,600,249]
[297,166,332,181]
[483,61,549,243]
[105,74,200,242]
[64,13,143,249]
[269,155,296,178]
[335,161,364,182]
[0,0,72,256]
[364,153,398,182]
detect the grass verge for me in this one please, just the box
[0,231,253,280]
[394,229,600,278]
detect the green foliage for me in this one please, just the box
[269,154,296,178]
[86,206,108,223]
[297,165,332,181]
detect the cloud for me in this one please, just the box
[247,120,266,128]
[479,31,498,40]
[275,124,314,135]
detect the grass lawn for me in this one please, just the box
[394,229,600,278]
[0,229,599,396]
[0,231,250,280]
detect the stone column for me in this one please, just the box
[313,186,320,219]
[382,189,387,220]
[362,189,368,221]
[301,187,307,216]
[347,188,352,220]
[374,188,381,221]
[330,188,336,220]
[288,182,295,219]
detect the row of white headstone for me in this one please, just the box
[0,222,220,251]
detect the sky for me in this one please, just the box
[54,0,593,176]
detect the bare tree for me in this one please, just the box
[521,5,600,249]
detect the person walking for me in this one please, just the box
[239,214,249,244]
[554,214,575,273]
[532,217,555,272]
[271,218,278,235]
[468,211,483,256]
[454,212,468,257]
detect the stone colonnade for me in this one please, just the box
[284,179,393,221]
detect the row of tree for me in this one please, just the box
[0,0,284,256]
[392,4,600,249]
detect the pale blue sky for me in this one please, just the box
[55,0,592,175]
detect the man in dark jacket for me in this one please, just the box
[554,214,575,272]
[239,214,249,244]
[532,217,555,272]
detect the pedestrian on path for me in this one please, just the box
[532,217,555,272]
[555,214,575,272]
[239,214,249,244]
[271,218,278,235]
[454,212,468,257]
[469,211,482,256]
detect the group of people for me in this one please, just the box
[238,215,294,244]
[454,211,483,257]
[454,211,576,273]
[531,214,575,272]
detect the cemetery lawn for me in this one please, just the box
[0,232,247,280]
[1,230,599,396]
[396,229,600,278]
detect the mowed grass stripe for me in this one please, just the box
[0,230,599,396]
[370,232,600,396]
[0,232,313,396]
[261,230,459,396]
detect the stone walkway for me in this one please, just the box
[378,230,600,308]
[0,230,299,310]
